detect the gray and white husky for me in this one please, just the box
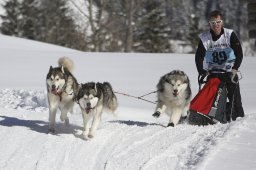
[153,70,191,127]
[46,57,79,133]
[77,82,118,139]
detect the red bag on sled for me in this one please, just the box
[188,77,228,125]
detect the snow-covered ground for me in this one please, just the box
[0,34,256,170]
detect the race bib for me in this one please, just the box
[204,48,236,72]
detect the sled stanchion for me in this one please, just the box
[114,91,157,105]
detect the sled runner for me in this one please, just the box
[188,75,228,125]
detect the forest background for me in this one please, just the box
[0,0,255,55]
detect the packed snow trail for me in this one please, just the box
[0,89,249,170]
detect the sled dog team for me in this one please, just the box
[46,57,191,139]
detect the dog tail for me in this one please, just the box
[58,57,74,73]
[102,82,118,113]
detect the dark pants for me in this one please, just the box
[207,73,244,121]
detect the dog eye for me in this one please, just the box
[56,78,59,81]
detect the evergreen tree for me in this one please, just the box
[0,0,21,36]
[101,0,134,52]
[86,0,126,52]
[37,0,88,50]
[20,0,40,39]
[38,0,76,46]
[187,15,204,53]
[133,0,171,52]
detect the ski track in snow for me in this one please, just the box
[0,89,247,170]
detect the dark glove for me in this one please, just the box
[231,69,238,83]
[199,69,207,76]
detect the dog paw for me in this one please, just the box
[88,130,95,138]
[167,123,174,127]
[64,119,70,127]
[80,131,90,140]
[81,135,90,140]
[48,128,55,134]
[179,116,187,124]
[88,134,94,138]
[152,111,161,118]
[82,130,89,136]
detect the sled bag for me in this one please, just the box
[188,77,227,125]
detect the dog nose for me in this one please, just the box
[174,89,178,93]
[52,85,56,89]
[86,103,91,107]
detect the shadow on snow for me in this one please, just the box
[0,115,83,135]
[110,120,166,127]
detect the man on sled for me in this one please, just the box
[191,10,244,124]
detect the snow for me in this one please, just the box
[0,33,256,170]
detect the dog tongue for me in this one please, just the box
[52,89,59,95]
[85,108,91,114]
[173,92,178,97]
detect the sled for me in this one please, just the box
[188,77,228,125]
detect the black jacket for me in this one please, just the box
[195,28,243,75]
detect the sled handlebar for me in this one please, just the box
[198,70,243,90]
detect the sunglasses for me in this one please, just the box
[209,20,223,26]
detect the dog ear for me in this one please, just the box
[77,84,85,99]
[94,83,97,94]
[49,66,53,71]
[184,75,189,84]
[164,74,171,84]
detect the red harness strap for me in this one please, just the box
[52,90,63,101]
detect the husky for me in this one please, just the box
[152,70,192,127]
[46,57,79,133]
[77,82,118,139]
